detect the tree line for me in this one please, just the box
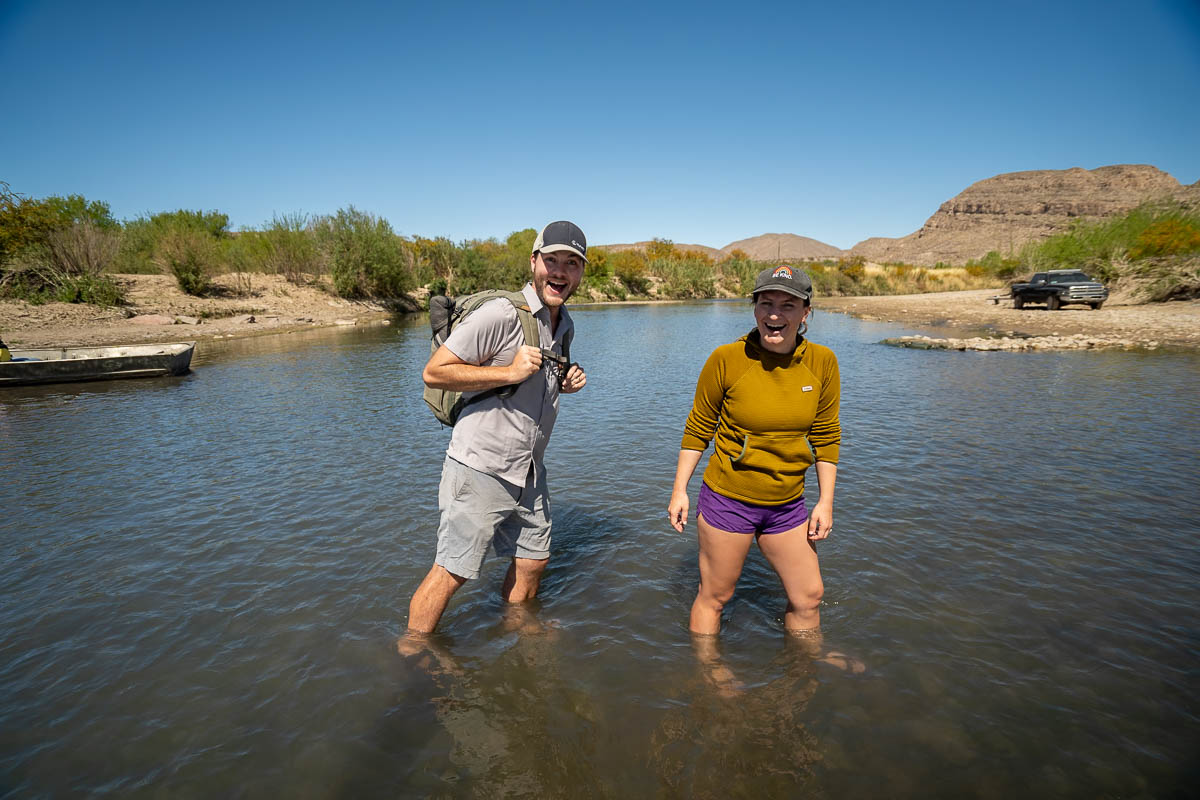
[15,183,1196,310]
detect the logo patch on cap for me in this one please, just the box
[772,266,793,279]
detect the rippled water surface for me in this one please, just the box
[2,304,1198,798]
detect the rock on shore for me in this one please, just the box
[882,334,1154,351]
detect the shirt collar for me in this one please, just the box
[521,282,545,316]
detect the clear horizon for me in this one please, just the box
[2,0,1198,251]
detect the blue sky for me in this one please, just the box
[2,0,1198,250]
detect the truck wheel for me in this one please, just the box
[1047,294,1061,311]
[1013,296,1024,309]
[1090,301,1104,310]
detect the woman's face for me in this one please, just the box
[754,290,810,353]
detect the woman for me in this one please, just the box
[668,264,841,641]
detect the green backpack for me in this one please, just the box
[422,290,571,426]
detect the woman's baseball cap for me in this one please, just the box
[533,220,588,262]
[753,264,812,300]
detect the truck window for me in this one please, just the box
[1048,272,1091,284]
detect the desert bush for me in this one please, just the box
[450,245,493,295]
[1,186,117,266]
[317,206,414,299]
[1,185,58,264]
[43,194,119,231]
[260,215,324,285]
[1129,218,1200,260]
[717,255,758,294]
[46,221,121,278]
[610,249,650,293]
[157,229,221,295]
[838,259,866,283]
[651,257,714,298]
[412,236,459,289]
[1020,202,1200,283]
[645,238,675,261]
[115,209,230,274]
[0,241,123,305]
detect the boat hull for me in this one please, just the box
[0,342,195,387]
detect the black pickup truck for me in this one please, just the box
[1010,269,1108,310]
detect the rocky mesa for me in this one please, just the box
[848,164,1199,265]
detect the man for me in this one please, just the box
[404,220,589,636]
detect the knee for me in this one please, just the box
[791,582,823,611]
[696,582,735,610]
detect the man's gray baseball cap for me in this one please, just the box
[533,220,588,262]
[753,264,812,300]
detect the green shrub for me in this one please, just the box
[0,185,60,265]
[115,209,230,274]
[157,229,220,295]
[412,236,458,288]
[317,206,414,299]
[0,241,123,306]
[651,257,715,298]
[1129,218,1200,260]
[51,273,123,305]
[610,249,649,294]
[259,214,323,285]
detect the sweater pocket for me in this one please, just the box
[728,431,814,480]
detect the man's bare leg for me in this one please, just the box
[501,556,548,603]
[407,564,468,634]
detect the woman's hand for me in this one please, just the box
[807,501,833,540]
[668,490,690,532]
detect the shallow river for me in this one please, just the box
[2,302,1197,798]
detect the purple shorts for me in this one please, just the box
[697,483,808,534]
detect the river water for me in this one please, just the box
[1,302,1197,798]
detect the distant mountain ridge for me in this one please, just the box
[596,234,844,261]
[719,233,843,261]
[597,164,1197,266]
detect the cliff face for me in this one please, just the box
[849,164,1188,265]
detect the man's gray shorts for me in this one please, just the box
[435,455,551,580]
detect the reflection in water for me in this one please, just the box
[377,614,841,797]
[652,634,824,798]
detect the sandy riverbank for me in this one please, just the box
[3,275,1197,351]
[0,274,403,349]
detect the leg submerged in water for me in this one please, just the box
[501,556,548,603]
[406,564,468,634]
[692,632,744,697]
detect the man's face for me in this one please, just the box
[530,250,585,309]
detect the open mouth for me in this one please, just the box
[763,322,787,335]
[547,280,569,295]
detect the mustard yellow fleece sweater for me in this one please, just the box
[681,330,841,505]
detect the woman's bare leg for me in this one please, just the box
[756,524,824,633]
[690,515,754,635]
